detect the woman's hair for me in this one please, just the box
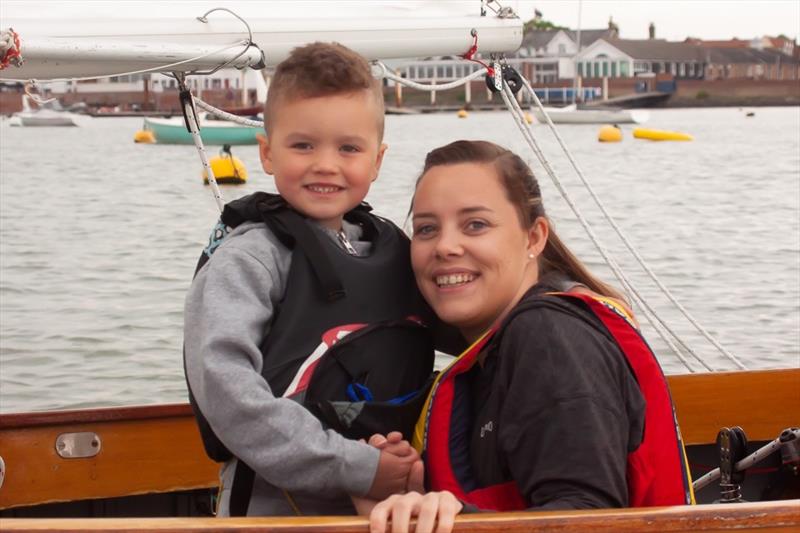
[415,140,624,301]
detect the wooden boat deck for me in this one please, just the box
[2,500,799,532]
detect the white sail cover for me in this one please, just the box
[0,1,523,80]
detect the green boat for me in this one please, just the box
[143,115,260,145]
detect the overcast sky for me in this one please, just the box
[1,1,798,42]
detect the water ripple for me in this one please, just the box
[1,108,798,413]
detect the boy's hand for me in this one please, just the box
[364,432,425,500]
[369,432,424,493]
[366,448,420,500]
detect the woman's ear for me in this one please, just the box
[527,217,549,258]
[256,133,273,175]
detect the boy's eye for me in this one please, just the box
[291,142,312,150]
[340,144,361,153]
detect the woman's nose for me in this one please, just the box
[434,228,463,258]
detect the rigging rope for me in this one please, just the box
[370,59,746,372]
[499,83,708,372]
[174,43,744,372]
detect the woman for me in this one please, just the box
[366,141,692,533]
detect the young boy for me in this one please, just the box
[184,43,430,517]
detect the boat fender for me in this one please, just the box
[133,130,156,143]
[598,124,623,143]
[203,144,248,184]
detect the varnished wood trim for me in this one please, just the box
[1,369,796,510]
[1,500,799,532]
[668,368,800,445]
[0,414,218,509]
[0,404,193,429]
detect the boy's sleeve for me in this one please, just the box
[184,228,379,497]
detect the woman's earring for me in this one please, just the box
[528,253,535,259]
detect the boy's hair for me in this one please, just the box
[265,42,385,140]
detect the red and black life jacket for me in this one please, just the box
[414,291,694,511]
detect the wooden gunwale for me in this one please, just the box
[2,500,799,532]
[0,368,797,511]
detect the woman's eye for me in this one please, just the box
[413,224,436,237]
[465,220,489,232]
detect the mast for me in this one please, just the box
[572,0,583,104]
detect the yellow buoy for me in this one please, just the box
[457,109,468,118]
[203,146,248,184]
[633,128,693,141]
[133,130,155,143]
[598,125,623,143]
[524,112,534,125]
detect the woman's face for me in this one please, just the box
[410,162,547,341]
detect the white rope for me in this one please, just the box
[376,61,487,92]
[194,99,264,128]
[180,90,225,212]
[500,84,707,372]
[518,75,746,370]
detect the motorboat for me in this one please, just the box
[529,104,649,125]
[10,95,88,127]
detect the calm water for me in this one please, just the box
[1,107,798,413]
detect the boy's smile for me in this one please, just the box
[258,90,387,231]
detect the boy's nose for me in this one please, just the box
[311,149,338,174]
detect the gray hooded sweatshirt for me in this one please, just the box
[184,219,379,516]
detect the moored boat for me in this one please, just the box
[530,104,648,124]
[142,115,260,145]
[10,95,87,127]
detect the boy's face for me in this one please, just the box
[258,90,387,231]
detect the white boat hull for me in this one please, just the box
[14,111,81,127]
[11,109,88,127]
[531,106,648,125]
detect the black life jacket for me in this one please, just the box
[184,192,435,514]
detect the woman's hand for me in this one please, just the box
[369,490,463,533]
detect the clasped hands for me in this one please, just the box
[355,432,463,533]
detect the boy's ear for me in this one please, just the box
[257,133,273,175]
[372,143,388,182]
